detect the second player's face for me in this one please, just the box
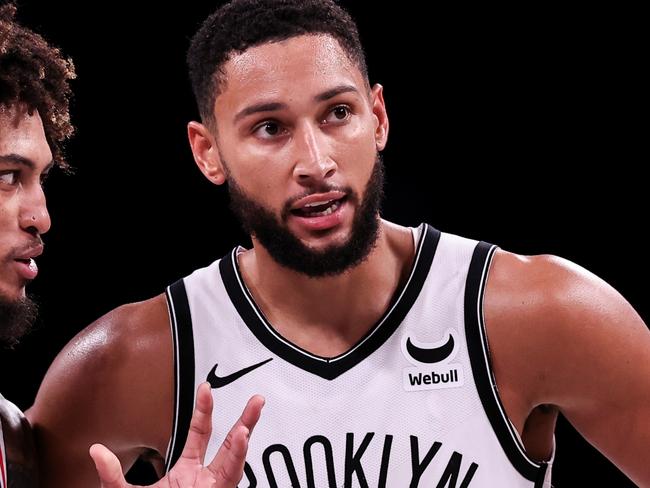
[212,34,388,252]
[0,107,53,301]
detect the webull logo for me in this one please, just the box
[403,364,464,391]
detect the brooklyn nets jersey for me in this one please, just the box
[164,224,553,487]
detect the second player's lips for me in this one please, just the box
[11,244,44,281]
[14,244,44,261]
[12,258,38,280]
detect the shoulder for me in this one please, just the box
[40,294,170,384]
[486,249,590,319]
[27,293,174,452]
[69,294,169,364]
[484,248,649,405]
[486,248,637,337]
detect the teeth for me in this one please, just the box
[309,201,339,216]
[304,199,334,208]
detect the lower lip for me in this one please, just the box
[13,259,38,280]
[290,200,347,231]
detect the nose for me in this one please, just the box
[292,121,337,183]
[19,183,51,236]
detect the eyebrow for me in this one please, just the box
[314,84,359,102]
[0,153,55,172]
[233,84,360,124]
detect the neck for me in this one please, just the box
[237,219,416,356]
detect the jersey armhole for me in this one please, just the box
[464,242,551,486]
[163,279,196,473]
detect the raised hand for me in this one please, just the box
[89,383,264,487]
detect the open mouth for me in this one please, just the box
[290,196,346,218]
[12,257,38,280]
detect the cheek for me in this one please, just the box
[347,144,377,181]
[0,207,12,251]
[338,117,378,157]
[235,163,282,195]
[231,168,285,211]
[351,114,377,143]
[0,199,14,226]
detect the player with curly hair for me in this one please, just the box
[1,3,75,484]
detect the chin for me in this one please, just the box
[299,227,351,249]
[0,283,26,302]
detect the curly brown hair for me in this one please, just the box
[0,2,75,170]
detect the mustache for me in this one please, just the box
[6,237,45,262]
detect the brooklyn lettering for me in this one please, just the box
[240,433,479,488]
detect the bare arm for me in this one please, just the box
[486,251,650,486]
[26,295,174,488]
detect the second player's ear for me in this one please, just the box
[187,121,226,185]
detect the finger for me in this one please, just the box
[208,395,265,479]
[178,382,214,463]
[89,444,130,488]
[207,424,250,485]
[239,394,265,434]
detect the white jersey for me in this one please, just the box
[164,224,553,487]
[0,417,6,488]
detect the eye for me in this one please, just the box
[323,105,351,124]
[252,121,287,140]
[0,171,18,186]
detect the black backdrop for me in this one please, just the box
[1,1,645,486]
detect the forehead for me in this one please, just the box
[216,34,366,118]
[0,106,52,169]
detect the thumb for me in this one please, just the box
[89,443,130,488]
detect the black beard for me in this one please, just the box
[0,294,38,348]
[227,155,385,277]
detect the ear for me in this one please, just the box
[370,83,389,152]
[187,121,226,185]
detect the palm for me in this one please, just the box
[90,384,264,488]
[156,463,223,488]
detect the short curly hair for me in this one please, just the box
[0,3,76,170]
[187,0,367,130]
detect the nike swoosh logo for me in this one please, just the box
[206,358,273,389]
[406,334,455,363]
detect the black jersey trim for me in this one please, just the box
[219,224,441,380]
[164,279,196,472]
[534,462,549,488]
[465,241,548,482]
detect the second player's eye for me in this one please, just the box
[0,171,18,186]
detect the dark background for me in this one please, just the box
[1,1,646,486]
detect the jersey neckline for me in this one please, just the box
[218,223,441,380]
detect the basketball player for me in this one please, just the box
[1,4,261,487]
[27,0,650,487]
[1,3,75,484]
